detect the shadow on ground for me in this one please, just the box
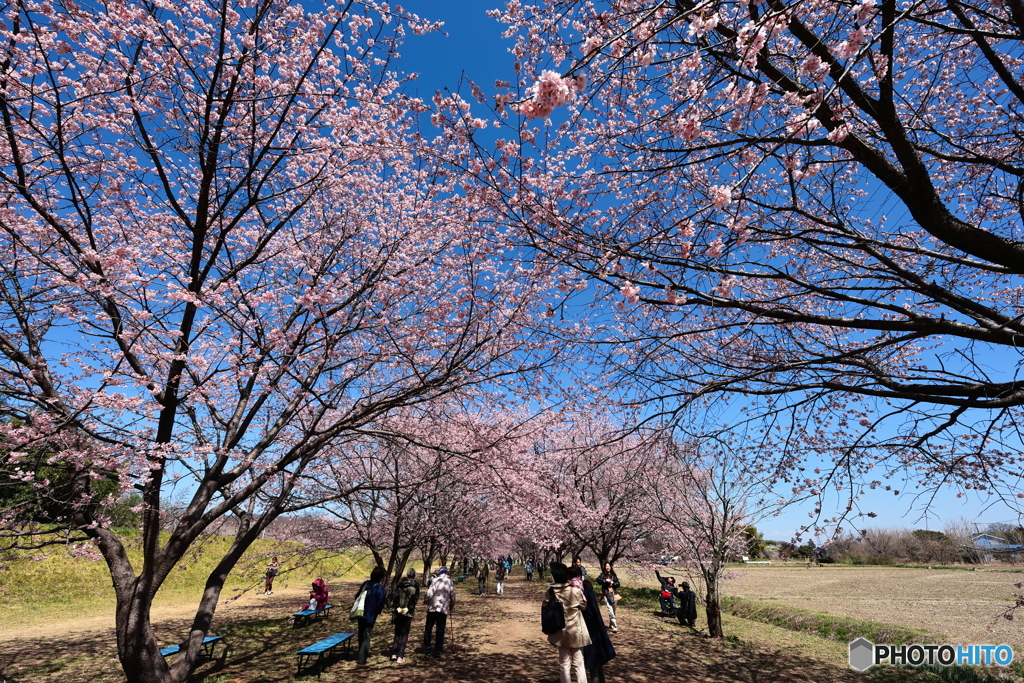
[1,576,867,683]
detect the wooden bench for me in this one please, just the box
[160,635,224,659]
[296,632,353,677]
[291,604,332,627]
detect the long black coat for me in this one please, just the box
[581,580,615,670]
[677,588,698,624]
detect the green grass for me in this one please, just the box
[614,584,667,610]
[0,531,371,628]
[720,595,938,645]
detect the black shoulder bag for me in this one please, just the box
[541,587,566,634]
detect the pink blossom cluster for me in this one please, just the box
[519,70,586,119]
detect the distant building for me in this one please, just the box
[970,533,1024,563]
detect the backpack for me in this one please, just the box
[392,580,416,615]
[541,587,566,635]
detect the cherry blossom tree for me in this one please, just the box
[307,401,520,589]
[650,437,790,638]
[483,0,1024,515]
[541,414,662,569]
[0,1,562,681]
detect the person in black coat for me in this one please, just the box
[573,566,615,683]
[676,581,698,628]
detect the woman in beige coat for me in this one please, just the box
[543,562,592,683]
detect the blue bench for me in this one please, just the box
[160,635,224,659]
[455,574,468,583]
[292,604,332,628]
[296,632,353,677]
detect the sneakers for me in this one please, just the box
[397,657,405,663]
[611,627,618,633]
[390,656,398,661]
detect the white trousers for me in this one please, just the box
[557,646,587,683]
[604,595,617,629]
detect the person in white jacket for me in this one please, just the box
[423,566,456,658]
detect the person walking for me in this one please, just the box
[525,560,534,582]
[596,562,620,633]
[543,562,591,683]
[495,563,507,595]
[476,560,489,595]
[354,567,387,665]
[390,568,420,662]
[579,569,615,683]
[263,557,279,595]
[423,566,456,658]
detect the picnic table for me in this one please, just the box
[296,632,353,677]
[292,604,332,627]
[160,635,224,659]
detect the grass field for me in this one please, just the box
[0,534,373,634]
[718,564,1023,652]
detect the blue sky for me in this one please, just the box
[391,2,1024,541]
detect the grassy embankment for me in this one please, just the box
[0,532,371,631]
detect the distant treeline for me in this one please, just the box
[803,522,1023,566]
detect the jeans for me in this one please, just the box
[357,620,374,664]
[391,615,412,658]
[423,611,447,656]
[557,646,588,683]
[477,577,486,594]
[604,595,617,629]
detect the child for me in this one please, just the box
[263,557,279,595]
[302,578,329,611]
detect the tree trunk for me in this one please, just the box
[422,546,436,577]
[115,587,175,683]
[705,575,723,638]
[99,505,275,683]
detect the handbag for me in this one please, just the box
[541,587,566,634]
[350,582,368,621]
[613,592,622,602]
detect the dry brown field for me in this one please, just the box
[720,564,1023,651]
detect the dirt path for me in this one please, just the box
[0,572,868,683]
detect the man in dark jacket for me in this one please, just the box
[655,570,677,615]
[676,581,698,628]
[355,566,388,664]
[390,568,420,662]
